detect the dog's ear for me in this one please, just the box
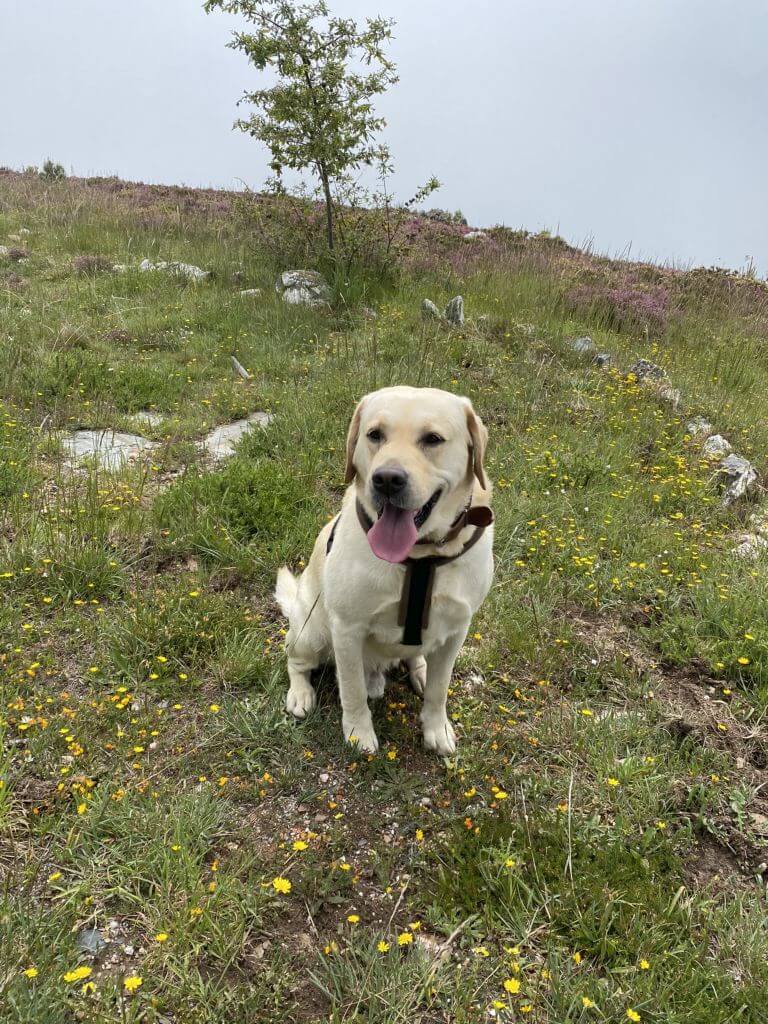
[464,400,488,489]
[344,398,365,484]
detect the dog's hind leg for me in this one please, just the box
[407,655,427,696]
[366,668,386,700]
[284,623,321,719]
[285,657,317,718]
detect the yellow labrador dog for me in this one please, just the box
[275,386,494,755]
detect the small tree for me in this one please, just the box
[204,0,398,253]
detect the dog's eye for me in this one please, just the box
[422,433,445,446]
[366,428,384,443]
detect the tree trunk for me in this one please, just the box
[319,166,334,252]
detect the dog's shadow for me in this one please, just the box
[309,662,416,713]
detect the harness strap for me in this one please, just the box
[326,515,340,555]
[355,498,491,646]
[399,559,434,644]
[327,501,491,646]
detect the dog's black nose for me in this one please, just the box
[372,466,408,497]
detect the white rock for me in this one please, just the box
[444,295,464,326]
[702,434,732,459]
[112,263,129,273]
[687,416,714,438]
[198,412,273,461]
[421,298,442,321]
[0,246,8,257]
[139,258,210,282]
[719,453,758,506]
[275,270,331,308]
[732,534,768,560]
[130,410,164,428]
[463,230,487,240]
[239,288,262,297]
[747,511,768,537]
[62,429,159,470]
[630,359,667,382]
[570,336,595,355]
[658,383,682,409]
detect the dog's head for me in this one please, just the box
[344,386,489,562]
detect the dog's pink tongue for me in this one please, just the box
[367,503,418,563]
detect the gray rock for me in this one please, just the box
[658,383,682,409]
[702,434,733,459]
[719,454,758,506]
[594,352,612,368]
[62,429,159,470]
[732,534,768,560]
[198,412,273,461]
[130,411,164,429]
[421,299,442,321]
[570,336,595,355]
[76,928,108,955]
[139,258,210,282]
[239,288,262,297]
[275,270,331,308]
[444,295,464,326]
[747,511,768,536]
[687,416,714,438]
[630,359,667,381]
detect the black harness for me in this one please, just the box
[326,499,493,646]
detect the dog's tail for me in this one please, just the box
[275,566,299,620]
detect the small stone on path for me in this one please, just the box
[76,928,108,954]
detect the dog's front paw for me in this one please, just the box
[343,714,379,754]
[421,712,457,756]
[286,683,316,719]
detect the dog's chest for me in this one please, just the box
[364,559,487,655]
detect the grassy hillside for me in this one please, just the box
[2,169,768,1023]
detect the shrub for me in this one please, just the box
[566,280,671,334]
[72,254,113,276]
[40,159,67,181]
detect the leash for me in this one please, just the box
[326,499,493,646]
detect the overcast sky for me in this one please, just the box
[2,0,767,274]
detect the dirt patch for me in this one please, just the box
[684,832,746,892]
